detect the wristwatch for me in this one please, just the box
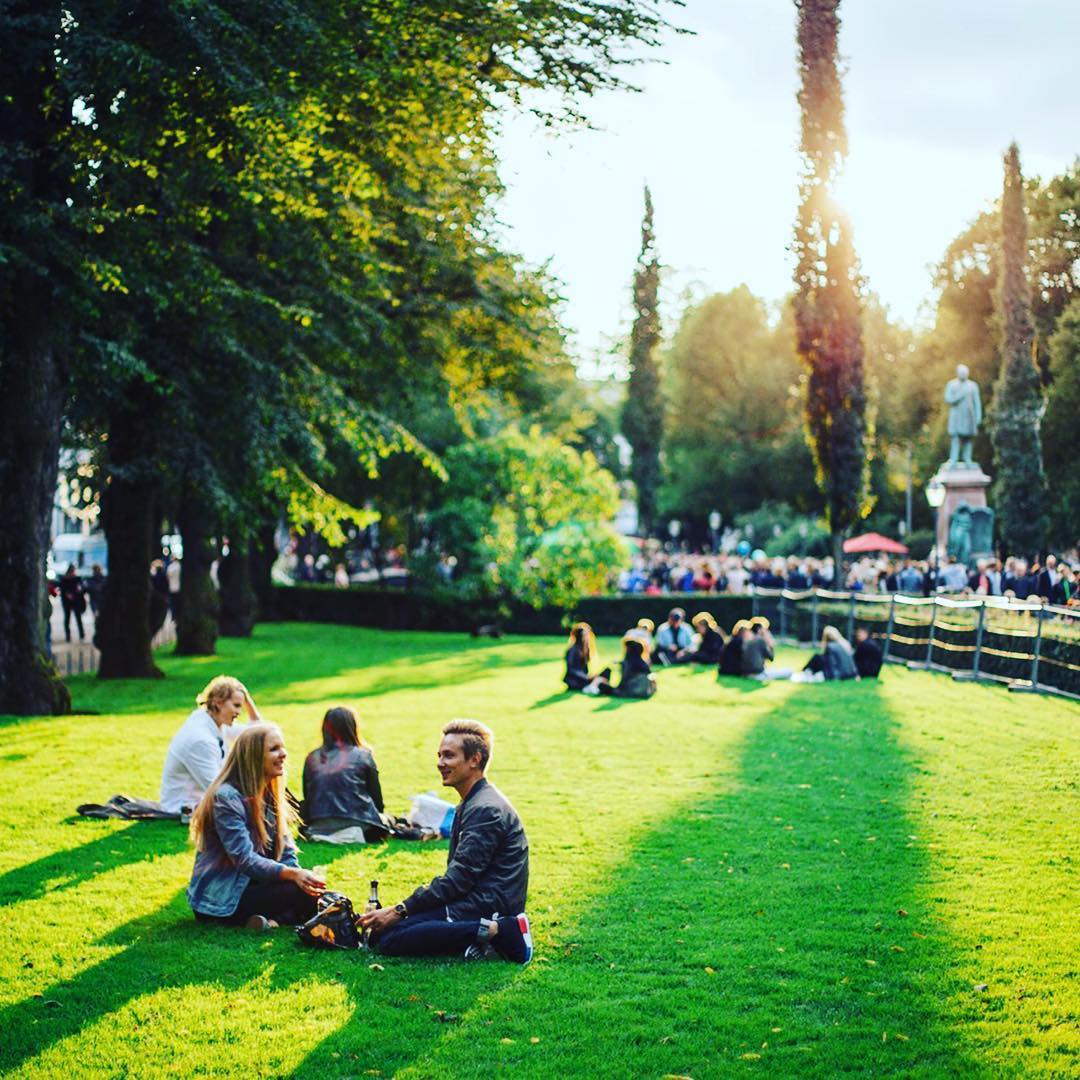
[393,902,407,917]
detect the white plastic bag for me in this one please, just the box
[408,792,456,837]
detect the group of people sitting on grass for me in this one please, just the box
[563,607,883,694]
[163,676,532,963]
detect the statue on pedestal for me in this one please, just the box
[947,502,973,566]
[944,364,982,467]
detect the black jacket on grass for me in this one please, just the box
[402,778,529,920]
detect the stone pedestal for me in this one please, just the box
[933,464,991,557]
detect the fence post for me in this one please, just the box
[925,598,937,668]
[847,592,856,643]
[779,592,788,640]
[811,591,819,644]
[883,595,896,661]
[752,590,759,619]
[1030,604,1045,689]
[972,601,986,679]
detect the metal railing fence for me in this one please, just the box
[748,588,1080,702]
[50,618,177,678]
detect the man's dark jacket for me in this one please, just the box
[402,778,528,920]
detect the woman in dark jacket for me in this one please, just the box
[563,622,611,692]
[614,631,655,698]
[690,612,726,664]
[718,619,749,676]
[302,706,388,842]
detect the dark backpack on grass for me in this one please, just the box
[296,891,363,950]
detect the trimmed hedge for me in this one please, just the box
[270,585,1080,698]
[271,585,756,638]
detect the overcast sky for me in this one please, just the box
[493,0,1080,374]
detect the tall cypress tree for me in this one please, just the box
[992,143,1048,556]
[622,186,663,535]
[792,0,867,568]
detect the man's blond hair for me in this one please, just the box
[442,718,493,772]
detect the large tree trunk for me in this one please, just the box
[176,489,219,655]
[0,7,71,715]
[251,519,280,621]
[97,428,163,678]
[218,541,257,637]
[0,301,71,715]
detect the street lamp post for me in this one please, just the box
[926,477,946,593]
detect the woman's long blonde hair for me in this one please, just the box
[568,622,597,666]
[190,723,295,860]
[821,624,852,652]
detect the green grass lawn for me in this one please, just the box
[0,624,1076,1079]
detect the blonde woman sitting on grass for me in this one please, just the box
[160,675,260,816]
[187,724,326,930]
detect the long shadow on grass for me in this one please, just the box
[0,841,377,1073]
[388,683,985,1079]
[0,832,517,1075]
[0,822,189,910]
[46,629,555,724]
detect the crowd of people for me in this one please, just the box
[162,676,532,962]
[563,607,883,696]
[616,548,1080,604]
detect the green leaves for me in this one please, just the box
[430,425,626,609]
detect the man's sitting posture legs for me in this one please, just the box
[358,719,532,963]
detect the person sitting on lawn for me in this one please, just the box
[825,626,858,679]
[656,607,693,665]
[798,625,857,681]
[301,706,389,843]
[689,612,726,664]
[563,622,612,694]
[187,724,326,929]
[740,617,793,681]
[359,719,532,963]
[718,619,749,676]
[613,630,656,698]
[853,626,883,678]
[161,675,260,815]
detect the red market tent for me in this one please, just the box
[843,532,909,555]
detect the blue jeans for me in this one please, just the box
[376,910,484,957]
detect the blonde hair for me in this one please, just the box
[636,618,655,635]
[821,625,851,651]
[442,718,494,772]
[196,675,247,715]
[692,611,717,631]
[622,629,652,660]
[190,724,294,860]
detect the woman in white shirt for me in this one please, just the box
[160,676,260,815]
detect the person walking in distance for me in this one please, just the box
[58,563,87,642]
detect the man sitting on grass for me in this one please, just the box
[656,607,694,665]
[359,719,532,963]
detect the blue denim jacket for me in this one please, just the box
[186,782,299,917]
